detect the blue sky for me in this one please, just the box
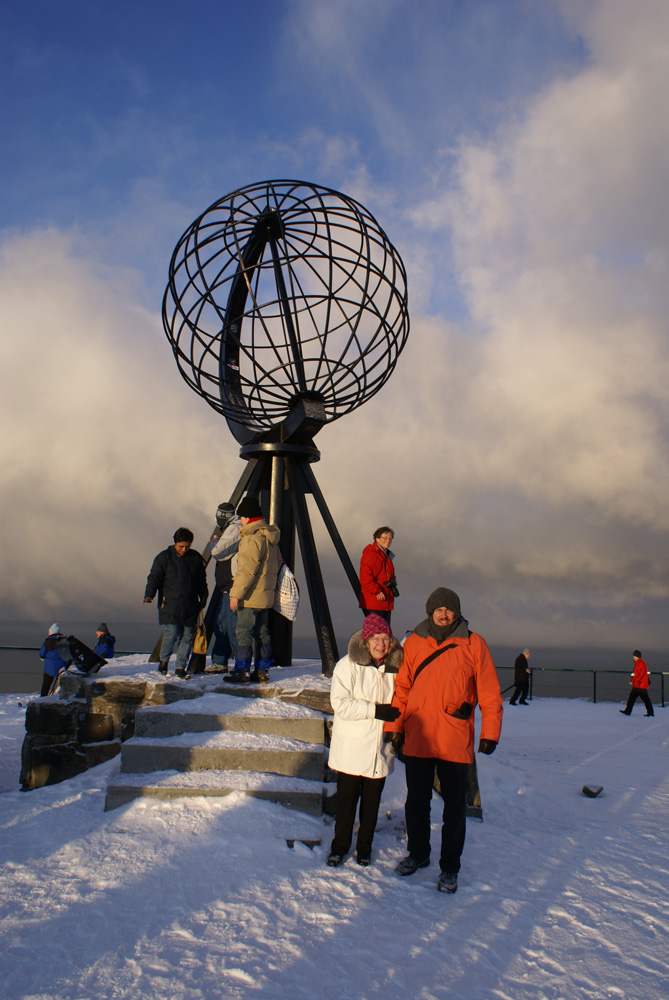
[2,0,669,652]
[2,0,584,307]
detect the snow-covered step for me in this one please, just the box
[104,768,334,816]
[119,729,325,781]
[134,692,327,744]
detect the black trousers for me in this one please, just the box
[331,772,386,858]
[41,673,56,697]
[404,756,468,873]
[624,687,654,715]
[361,608,391,624]
[509,680,529,704]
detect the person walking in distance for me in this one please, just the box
[509,648,531,705]
[384,587,503,894]
[620,650,654,717]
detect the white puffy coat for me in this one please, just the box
[328,631,402,779]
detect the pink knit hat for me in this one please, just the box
[361,614,392,642]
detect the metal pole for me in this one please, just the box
[286,459,339,676]
[300,461,361,599]
[269,453,294,667]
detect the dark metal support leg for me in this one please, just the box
[269,454,294,667]
[286,458,339,676]
[300,462,361,601]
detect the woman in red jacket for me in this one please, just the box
[358,527,397,623]
[620,650,654,716]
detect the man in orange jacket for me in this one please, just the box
[384,587,503,893]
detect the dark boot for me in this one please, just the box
[224,648,252,683]
[251,655,272,684]
[158,661,168,675]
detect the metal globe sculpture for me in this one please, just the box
[163,179,409,445]
[162,179,410,674]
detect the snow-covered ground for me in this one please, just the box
[1,663,667,1000]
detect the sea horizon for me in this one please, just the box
[2,619,666,702]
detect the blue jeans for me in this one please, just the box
[211,591,238,665]
[235,607,272,671]
[160,624,196,671]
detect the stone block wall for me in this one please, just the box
[19,673,202,791]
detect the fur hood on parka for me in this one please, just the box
[347,630,403,673]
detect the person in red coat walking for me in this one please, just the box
[620,650,654,716]
[358,527,398,624]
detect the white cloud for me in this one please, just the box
[0,228,238,619]
[2,0,669,650]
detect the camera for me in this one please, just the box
[386,579,400,598]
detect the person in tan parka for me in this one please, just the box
[384,586,503,893]
[226,496,280,684]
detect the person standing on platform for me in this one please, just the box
[143,527,208,678]
[225,497,280,684]
[509,648,531,705]
[620,650,654,717]
[359,526,398,624]
[209,503,241,672]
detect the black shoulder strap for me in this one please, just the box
[414,644,457,682]
[413,631,472,683]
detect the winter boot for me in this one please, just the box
[437,871,458,894]
[396,855,430,876]
[158,661,168,675]
[224,648,252,684]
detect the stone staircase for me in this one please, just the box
[104,690,333,816]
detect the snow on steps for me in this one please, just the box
[104,689,333,816]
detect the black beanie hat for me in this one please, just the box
[97,622,109,633]
[237,496,263,519]
[632,649,642,659]
[426,587,461,616]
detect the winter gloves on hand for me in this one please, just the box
[477,739,497,755]
[375,703,401,722]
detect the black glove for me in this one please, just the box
[478,739,497,755]
[375,703,401,722]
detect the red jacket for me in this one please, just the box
[632,657,650,689]
[359,542,396,611]
[385,621,503,764]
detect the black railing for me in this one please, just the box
[499,666,666,707]
[1,647,666,706]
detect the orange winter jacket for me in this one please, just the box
[384,621,503,764]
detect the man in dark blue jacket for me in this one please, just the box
[143,527,208,677]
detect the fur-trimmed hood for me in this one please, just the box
[347,630,403,673]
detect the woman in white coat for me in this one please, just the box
[327,614,402,867]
